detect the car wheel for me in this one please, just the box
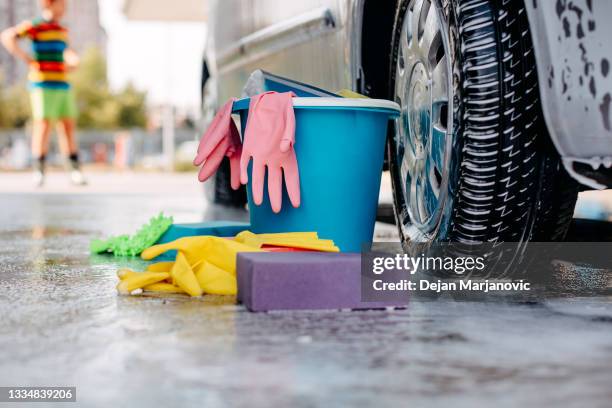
[388,0,579,247]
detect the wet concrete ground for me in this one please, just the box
[0,174,611,407]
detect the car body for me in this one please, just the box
[525,0,612,189]
[205,0,360,110]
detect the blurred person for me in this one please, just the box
[1,0,86,186]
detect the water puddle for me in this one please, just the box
[0,226,91,240]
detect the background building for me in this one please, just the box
[64,0,106,54]
[0,0,38,85]
[0,0,106,86]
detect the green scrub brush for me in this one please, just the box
[91,213,173,256]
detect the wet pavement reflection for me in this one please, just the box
[0,192,611,407]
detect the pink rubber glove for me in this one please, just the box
[240,91,300,213]
[193,98,242,190]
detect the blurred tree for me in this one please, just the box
[0,72,5,127]
[72,46,112,128]
[115,83,147,128]
[0,70,31,128]
[72,47,147,129]
[3,85,31,128]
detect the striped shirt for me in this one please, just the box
[15,17,70,89]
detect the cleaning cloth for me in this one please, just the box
[90,213,173,256]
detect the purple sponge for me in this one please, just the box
[236,252,408,312]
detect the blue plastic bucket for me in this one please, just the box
[232,97,400,252]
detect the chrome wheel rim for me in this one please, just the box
[394,0,452,240]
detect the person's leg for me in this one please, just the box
[29,88,53,186]
[56,118,86,185]
[56,118,78,155]
[32,119,53,157]
[31,119,52,186]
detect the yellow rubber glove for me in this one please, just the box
[235,231,318,246]
[117,271,170,295]
[143,282,186,294]
[171,252,203,297]
[260,236,338,252]
[234,231,339,252]
[146,261,174,273]
[142,236,262,271]
[194,261,237,295]
[117,268,138,280]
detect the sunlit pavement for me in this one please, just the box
[0,172,611,406]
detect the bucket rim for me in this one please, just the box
[233,97,400,112]
[291,97,400,111]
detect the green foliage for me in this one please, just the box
[0,72,31,129]
[0,47,148,129]
[72,47,148,129]
[71,47,111,128]
[115,83,148,129]
[90,212,174,256]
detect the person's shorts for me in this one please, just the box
[29,87,78,121]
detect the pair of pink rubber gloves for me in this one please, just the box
[193,91,300,213]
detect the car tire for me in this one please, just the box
[387,0,578,247]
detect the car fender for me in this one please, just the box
[525,0,612,189]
